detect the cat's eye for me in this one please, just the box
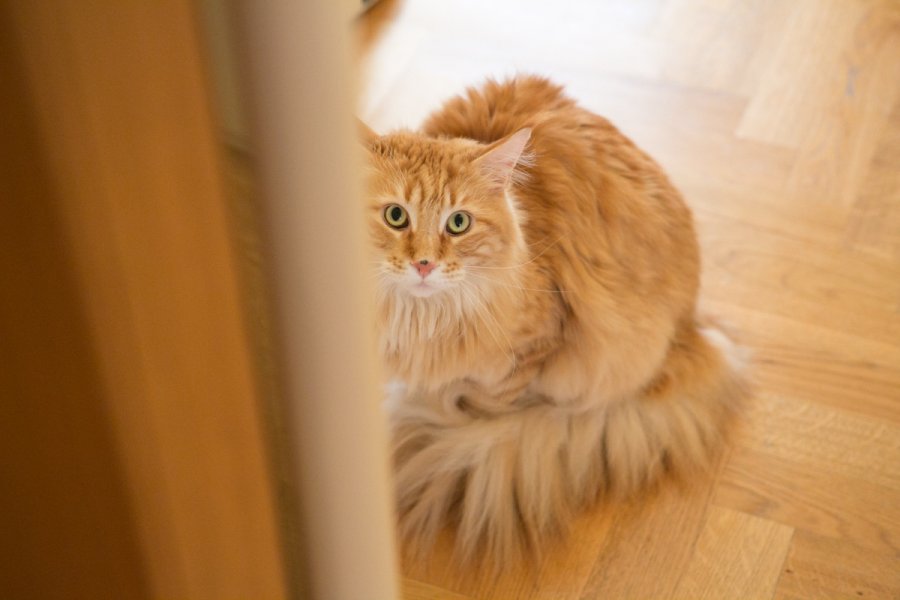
[446,211,472,235]
[383,204,409,229]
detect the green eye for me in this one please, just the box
[383,204,409,229]
[446,211,472,235]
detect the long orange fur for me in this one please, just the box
[362,76,746,565]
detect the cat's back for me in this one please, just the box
[421,76,655,193]
[423,76,698,311]
[421,75,579,143]
[422,75,687,221]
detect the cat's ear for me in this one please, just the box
[356,118,378,146]
[476,128,532,188]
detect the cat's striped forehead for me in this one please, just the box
[400,177,461,210]
[371,133,482,207]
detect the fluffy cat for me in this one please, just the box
[361,76,746,564]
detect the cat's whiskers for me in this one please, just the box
[367,269,399,285]
[465,284,517,371]
[463,235,566,272]
[459,287,495,362]
[464,270,569,294]
[455,288,474,345]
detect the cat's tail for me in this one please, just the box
[389,323,748,566]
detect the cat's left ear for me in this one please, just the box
[476,128,532,188]
[356,118,379,146]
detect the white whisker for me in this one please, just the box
[466,286,517,371]
[464,235,565,271]
[464,270,569,294]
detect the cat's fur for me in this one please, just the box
[362,76,746,564]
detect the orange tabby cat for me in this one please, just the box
[361,76,746,564]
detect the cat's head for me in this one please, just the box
[361,125,531,302]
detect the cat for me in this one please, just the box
[360,76,747,565]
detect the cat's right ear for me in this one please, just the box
[475,127,532,188]
[356,118,378,147]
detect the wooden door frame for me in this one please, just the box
[1,2,287,597]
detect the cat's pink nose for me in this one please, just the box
[413,259,436,278]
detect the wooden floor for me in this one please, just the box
[356,1,900,598]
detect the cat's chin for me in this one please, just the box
[407,281,442,298]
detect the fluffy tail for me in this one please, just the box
[389,324,747,565]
